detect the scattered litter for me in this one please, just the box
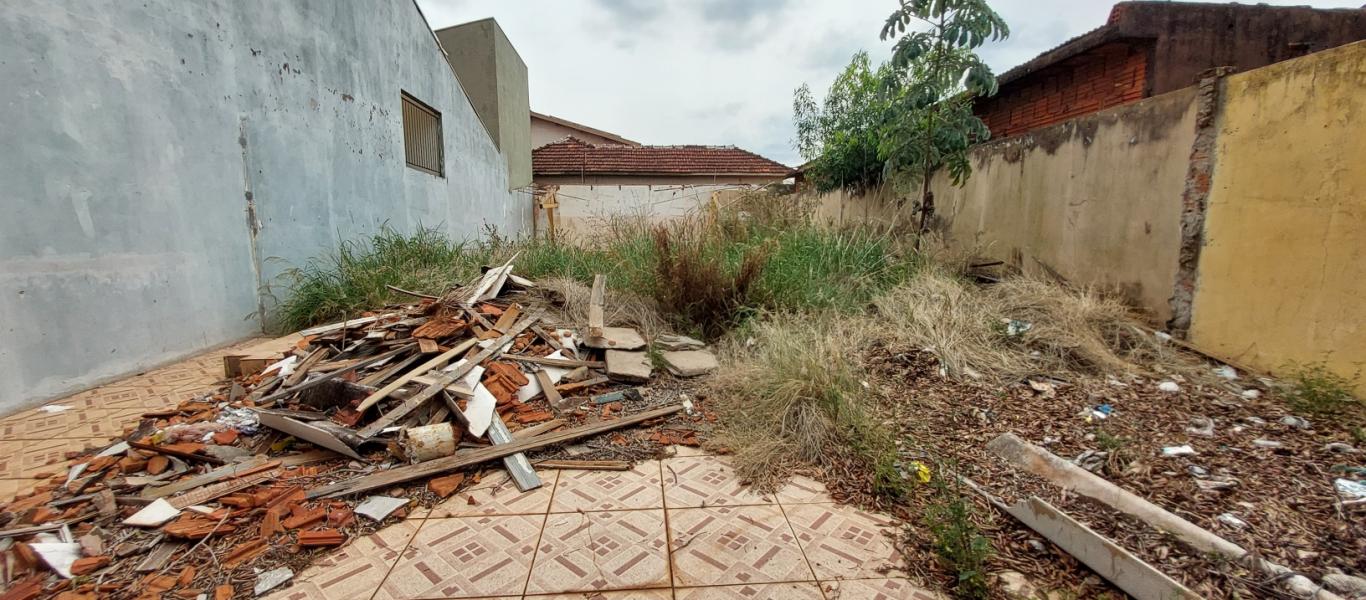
[1187,465,1208,478]
[1186,417,1215,437]
[1004,319,1033,337]
[1280,416,1311,430]
[37,404,74,414]
[655,333,705,351]
[1323,442,1358,454]
[1334,478,1366,499]
[1240,389,1262,399]
[30,542,82,578]
[1028,379,1057,398]
[1252,439,1283,449]
[355,496,410,522]
[1213,365,1238,380]
[123,498,181,527]
[1162,445,1197,457]
[1217,513,1248,529]
[1157,381,1181,393]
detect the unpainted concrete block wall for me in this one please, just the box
[0,0,530,413]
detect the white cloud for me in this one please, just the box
[418,0,1364,166]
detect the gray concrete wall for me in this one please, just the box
[436,19,531,189]
[0,0,529,414]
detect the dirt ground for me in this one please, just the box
[844,345,1365,598]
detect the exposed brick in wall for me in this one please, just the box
[976,41,1152,139]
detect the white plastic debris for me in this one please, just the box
[514,351,572,404]
[1186,417,1215,437]
[262,355,298,377]
[1162,445,1197,457]
[37,405,73,414]
[1155,331,1173,343]
[1280,416,1311,429]
[30,542,81,578]
[681,397,696,416]
[1213,365,1238,380]
[1240,389,1262,400]
[254,567,294,595]
[1253,439,1283,449]
[1004,319,1033,337]
[355,496,409,522]
[123,498,180,527]
[1217,513,1249,529]
[1334,478,1366,499]
[1157,381,1181,393]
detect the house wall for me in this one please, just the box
[976,41,1151,139]
[531,118,629,148]
[436,19,532,188]
[0,0,529,414]
[539,180,764,243]
[1188,41,1366,393]
[933,87,1199,323]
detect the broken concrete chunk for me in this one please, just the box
[655,334,705,351]
[254,567,293,595]
[605,350,652,383]
[660,350,718,377]
[123,498,180,527]
[355,496,409,522]
[585,327,647,351]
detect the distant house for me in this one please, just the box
[531,135,792,239]
[532,112,639,148]
[976,1,1366,138]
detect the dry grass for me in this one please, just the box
[870,267,1201,383]
[708,313,905,498]
[533,276,667,340]
[651,225,772,339]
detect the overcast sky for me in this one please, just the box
[417,0,1361,166]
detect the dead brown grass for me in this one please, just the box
[534,276,667,340]
[651,225,771,339]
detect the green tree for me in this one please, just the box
[793,52,896,193]
[879,0,1008,236]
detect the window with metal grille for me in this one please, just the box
[401,92,444,177]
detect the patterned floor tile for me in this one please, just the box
[820,578,944,599]
[376,514,544,599]
[0,407,109,439]
[550,462,663,513]
[775,474,832,505]
[0,479,31,503]
[662,456,773,508]
[264,520,420,600]
[528,590,672,599]
[429,470,558,518]
[526,509,670,595]
[675,581,824,599]
[665,444,711,458]
[0,438,98,479]
[667,505,812,587]
[783,503,906,581]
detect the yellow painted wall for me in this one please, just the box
[1189,41,1366,393]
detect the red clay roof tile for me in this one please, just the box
[532,137,792,178]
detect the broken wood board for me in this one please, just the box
[505,355,605,369]
[127,441,224,466]
[135,541,183,572]
[357,312,540,439]
[299,314,396,337]
[463,254,518,305]
[142,456,273,499]
[283,347,331,387]
[1005,496,1199,600]
[511,419,565,439]
[256,344,413,405]
[555,376,609,394]
[167,469,278,510]
[356,339,476,412]
[587,274,605,339]
[310,404,682,498]
[534,460,631,471]
[535,370,568,411]
[987,433,1344,600]
[257,412,364,460]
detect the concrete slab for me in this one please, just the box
[606,350,652,382]
[661,350,718,377]
[585,327,647,351]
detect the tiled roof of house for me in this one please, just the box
[533,137,793,178]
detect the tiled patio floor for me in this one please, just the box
[0,340,940,600]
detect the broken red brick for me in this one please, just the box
[428,473,466,499]
[69,556,110,576]
[326,507,354,528]
[211,430,238,445]
[282,505,325,530]
[213,584,234,600]
[176,566,195,587]
[297,528,347,547]
[145,455,170,475]
[222,540,268,568]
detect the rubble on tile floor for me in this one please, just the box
[0,266,717,599]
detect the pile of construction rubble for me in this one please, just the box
[0,262,717,599]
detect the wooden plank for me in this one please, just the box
[167,469,278,509]
[386,284,439,300]
[510,419,565,439]
[486,414,541,492]
[355,339,477,412]
[587,274,606,339]
[505,355,605,369]
[534,460,631,471]
[299,314,397,337]
[531,325,564,352]
[463,254,518,305]
[359,352,423,386]
[1004,497,1199,600]
[555,376,609,394]
[256,345,413,405]
[135,542,183,572]
[534,370,566,411]
[284,347,331,387]
[142,457,272,499]
[310,404,682,498]
[492,303,522,334]
[357,313,541,439]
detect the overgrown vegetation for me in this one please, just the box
[1281,363,1362,416]
[708,314,907,500]
[922,471,993,599]
[793,52,897,193]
